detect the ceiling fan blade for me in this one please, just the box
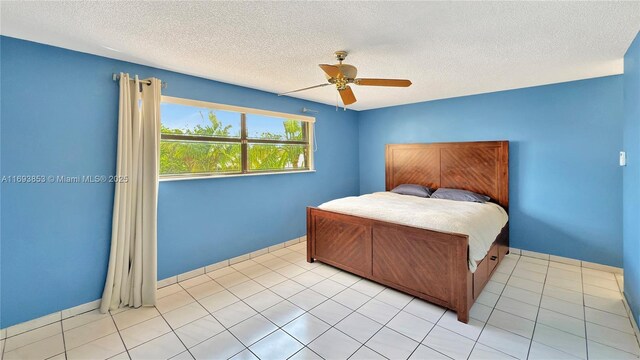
[319,64,342,78]
[278,83,331,96]
[339,86,357,105]
[355,78,412,87]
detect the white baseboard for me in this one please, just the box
[229,253,251,265]
[0,235,305,338]
[60,299,102,320]
[511,247,623,274]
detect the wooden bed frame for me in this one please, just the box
[306,141,509,323]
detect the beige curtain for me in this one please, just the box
[100,73,160,312]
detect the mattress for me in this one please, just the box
[318,192,509,272]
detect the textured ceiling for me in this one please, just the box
[1,1,639,110]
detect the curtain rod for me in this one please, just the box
[112,73,168,89]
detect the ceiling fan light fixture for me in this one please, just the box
[280,50,412,106]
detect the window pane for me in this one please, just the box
[161,103,241,138]
[160,140,241,175]
[248,144,307,171]
[246,114,305,141]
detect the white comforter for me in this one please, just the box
[318,192,508,272]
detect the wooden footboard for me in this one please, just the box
[307,207,509,323]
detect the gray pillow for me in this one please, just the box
[391,184,432,198]
[431,188,490,203]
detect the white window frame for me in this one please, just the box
[159,96,315,181]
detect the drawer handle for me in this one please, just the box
[490,256,498,261]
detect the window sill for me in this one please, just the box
[159,169,316,182]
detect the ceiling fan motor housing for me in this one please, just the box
[337,64,357,80]
[324,64,358,85]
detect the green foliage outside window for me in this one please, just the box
[160,110,308,176]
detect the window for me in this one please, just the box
[160,96,314,179]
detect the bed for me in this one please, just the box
[306,141,509,323]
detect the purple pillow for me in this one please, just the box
[391,184,432,198]
[431,188,490,203]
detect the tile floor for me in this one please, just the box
[2,242,639,360]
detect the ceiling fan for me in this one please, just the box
[279,51,412,106]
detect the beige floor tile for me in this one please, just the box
[487,309,535,339]
[190,330,245,360]
[261,301,305,327]
[332,288,371,310]
[174,315,225,349]
[163,302,209,329]
[366,327,418,359]
[356,299,400,325]
[128,332,186,360]
[253,271,288,288]
[64,317,118,350]
[387,311,435,342]
[62,310,110,331]
[477,325,531,359]
[586,322,640,355]
[468,343,517,359]
[495,296,539,321]
[197,290,240,313]
[309,278,346,297]
[536,308,586,338]
[243,290,284,312]
[350,279,385,297]
[4,323,62,352]
[283,313,330,345]
[350,346,387,360]
[229,314,278,346]
[308,328,360,359]
[249,329,303,360]
[423,326,476,359]
[528,340,581,359]
[584,294,627,316]
[179,274,212,289]
[66,333,125,360]
[588,340,640,360]
[437,310,484,341]
[227,280,266,299]
[585,307,635,334]
[540,295,584,320]
[533,324,587,359]
[212,301,257,328]
[157,284,183,299]
[156,291,196,314]
[112,307,160,330]
[335,311,382,344]
[3,333,65,360]
[25,253,639,360]
[292,271,326,287]
[185,281,224,300]
[120,316,172,349]
[308,299,351,325]
[409,344,452,359]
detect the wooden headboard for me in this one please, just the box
[385,141,509,210]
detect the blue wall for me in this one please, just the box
[358,77,624,267]
[623,31,640,326]
[0,36,360,328]
[0,35,631,329]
